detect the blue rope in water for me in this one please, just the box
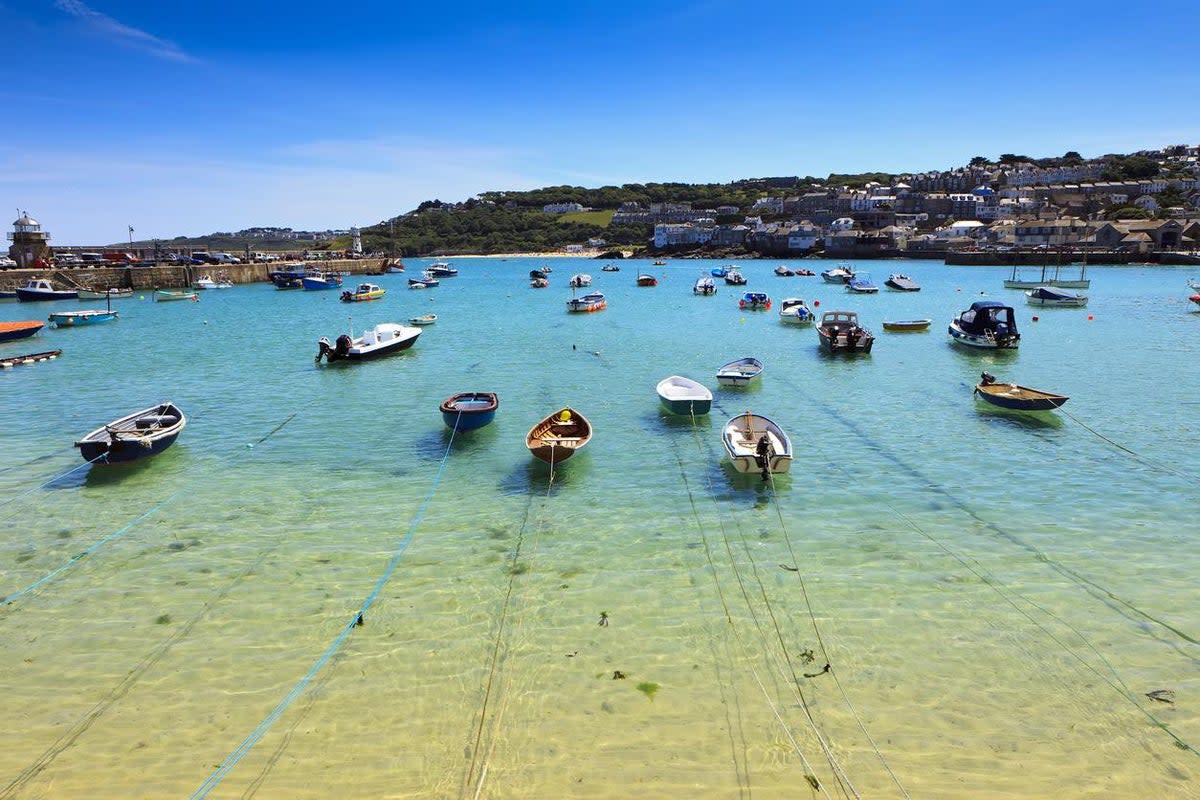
[0,452,107,516]
[189,416,460,799]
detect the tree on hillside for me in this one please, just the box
[969,156,990,167]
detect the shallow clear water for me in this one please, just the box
[1,258,1198,798]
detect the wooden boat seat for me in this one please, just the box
[135,414,178,429]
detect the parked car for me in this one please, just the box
[190,252,217,264]
[55,253,83,267]
[78,252,106,265]
[210,252,242,264]
[0,255,17,269]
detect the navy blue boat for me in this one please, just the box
[439,392,499,431]
[74,402,187,464]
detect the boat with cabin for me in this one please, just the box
[721,412,793,479]
[778,298,815,325]
[526,407,592,464]
[821,265,854,284]
[568,273,592,288]
[656,375,712,416]
[440,392,499,431]
[427,262,458,277]
[817,310,875,353]
[302,271,343,291]
[948,300,1020,349]
[195,273,234,290]
[74,401,187,464]
[316,321,421,362]
[724,268,747,286]
[16,278,77,302]
[774,265,794,277]
[340,283,386,302]
[693,276,716,295]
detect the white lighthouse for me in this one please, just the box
[351,226,362,255]
[8,212,51,268]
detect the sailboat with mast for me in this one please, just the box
[1003,246,1089,289]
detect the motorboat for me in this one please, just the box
[816,310,875,353]
[885,273,921,291]
[636,274,658,287]
[778,298,815,325]
[301,271,343,291]
[340,283,386,302]
[15,278,77,302]
[716,356,763,387]
[710,265,729,278]
[974,372,1068,412]
[568,273,592,288]
[738,291,771,310]
[316,322,421,362]
[774,265,795,277]
[530,277,550,288]
[845,272,879,293]
[820,265,854,284]
[440,392,499,431]
[74,401,187,464]
[656,375,712,416]
[195,274,234,290]
[48,309,118,327]
[1025,286,1088,307]
[721,412,793,479]
[601,264,620,272]
[724,269,747,286]
[566,291,607,312]
[693,276,716,295]
[948,300,1020,349]
[526,407,592,464]
[427,261,458,277]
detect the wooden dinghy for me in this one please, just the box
[0,349,62,368]
[973,372,1068,412]
[526,407,592,464]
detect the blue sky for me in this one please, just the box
[1,0,1197,245]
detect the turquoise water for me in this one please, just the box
[1,258,1198,798]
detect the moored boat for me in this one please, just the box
[154,289,199,302]
[778,297,815,325]
[316,321,421,362]
[716,356,763,387]
[973,372,1068,412]
[724,268,747,286]
[738,291,771,310]
[340,283,386,302]
[601,264,620,272]
[885,273,921,291]
[721,412,793,479]
[48,309,118,327]
[656,375,712,415]
[526,407,592,464]
[0,349,61,368]
[820,265,854,284]
[0,320,44,341]
[948,300,1020,349]
[636,274,658,287]
[530,277,549,288]
[882,318,932,332]
[774,265,795,277]
[302,271,343,291]
[74,401,187,464]
[409,313,437,325]
[271,264,308,289]
[77,287,133,300]
[710,265,729,278]
[817,310,875,353]
[440,392,499,431]
[846,272,879,293]
[195,274,234,290]
[16,278,77,302]
[1025,286,1088,307]
[566,291,607,312]
[568,273,592,288]
[693,276,716,295]
[427,262,457,277]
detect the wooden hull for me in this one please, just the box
[882,319,931,332]
[0,320,44,341]
[440,392,499,431]
[49,310,118,326]
[975,382,1068,411]
[0,349,61,368]
[75,402,186,464]
[526,407,591,464]
[722,413,793,475]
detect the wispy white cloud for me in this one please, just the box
[53,0,193,62]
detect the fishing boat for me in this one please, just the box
[0,349,61,369]
[774,265,794,277]
[601,264,620,272]
[316,321,421,362]
[948,300,1020,349]
[882,318,932,332]
[653,259,667,266]
[738,291,771,310]
[74,401,187,464]
[271,264,308,289]
[721,412,793,478]
[427,262,458,277]
[1025,286,1088,307]
[77,287,133,300]
[656,375,712,415]
[885,273,921,291]
[301,271,343,291]
[526,407,592,464]
[340,283,386,302]
[439,392,499,431]
[568,273,592,288]
[409,313,437,325]
[716,356,763,387]
[973,372,1069,412]
[636,274,658,287]
[778,298,815,325]
[48,309,118,327]
[566,291,607,312]
[15,278,77,302]
[724,268,747,286]
[820,265,854,284]
[418,271,440,287]
[816,310,875,353]
[195,274,233,290]
[845,272,879,293]
[693,276,716,295]
[154,289,198,302]
[0,320,44,341]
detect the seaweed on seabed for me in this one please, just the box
[635,681,659,701]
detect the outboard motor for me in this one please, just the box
[980,371,996,385]
[316,336,332,362]
[335,334,352,358]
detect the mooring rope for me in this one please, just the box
[1059,406,1198,482]
[190,416,460,799]
[1,413,299,609]
[0,450,108,515]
